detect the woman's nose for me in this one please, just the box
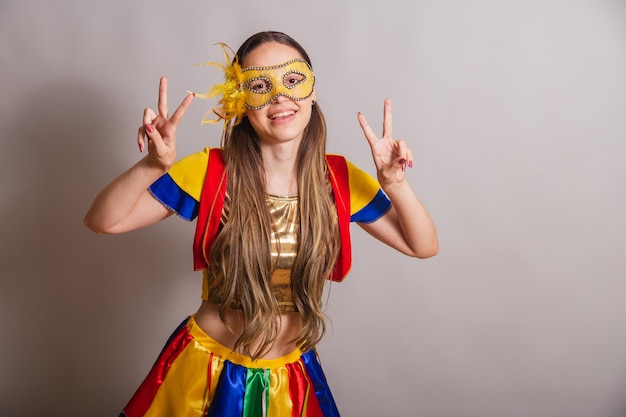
[272,94,288,104]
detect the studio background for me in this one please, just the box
[1,1,625,416]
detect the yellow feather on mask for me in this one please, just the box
[194,43,246,128]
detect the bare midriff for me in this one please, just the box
[193,299,303,359]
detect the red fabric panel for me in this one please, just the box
[193,149,227,270]
[326,155,352,282]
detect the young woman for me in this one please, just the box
[85,31,438,417]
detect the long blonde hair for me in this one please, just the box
[208,31,340,359]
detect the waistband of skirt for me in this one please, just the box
[186,314,305,369]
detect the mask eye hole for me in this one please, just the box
[246,77,272,94]
[284,72,306,89]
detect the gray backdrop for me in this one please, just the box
[2,1,626,416]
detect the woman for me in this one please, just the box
[85,31,438,417]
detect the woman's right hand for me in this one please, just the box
[138,76,194,170]
[84,77,194,234]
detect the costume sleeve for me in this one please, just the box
[346,159,392,223]
[148,148,210,221]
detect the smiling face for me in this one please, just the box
[241,42,317,146]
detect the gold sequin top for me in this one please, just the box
[202,193,300,312]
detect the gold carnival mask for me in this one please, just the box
[241,59,315,109]
[194,43,315,128]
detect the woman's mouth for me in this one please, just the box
[269,110,296,120]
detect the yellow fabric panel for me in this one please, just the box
[168,147,211,201]
[268,366,294,416]
[206,349,225,406]
[143,338,212,417]
[345,159,382,215]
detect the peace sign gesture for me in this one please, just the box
[137,76,194,170]
[357,99,413,188]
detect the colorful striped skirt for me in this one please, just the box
[119,315,340,417]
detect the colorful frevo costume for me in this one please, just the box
[119,45,391,417]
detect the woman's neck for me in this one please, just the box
[260,143,299,196]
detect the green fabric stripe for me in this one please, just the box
[242,368,270,417]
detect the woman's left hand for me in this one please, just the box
[356,99,439,258]
[357,99,412,188]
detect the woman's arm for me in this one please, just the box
[84,158,173,234]
[84,77,194,234]
[356,99,439,258]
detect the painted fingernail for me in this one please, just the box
[408,160,413,168]
[399,158,407,165]
[145,123,154,133]
[139,143,144,153]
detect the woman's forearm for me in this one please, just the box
[84,156,169,234]
[382,179,439,258]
